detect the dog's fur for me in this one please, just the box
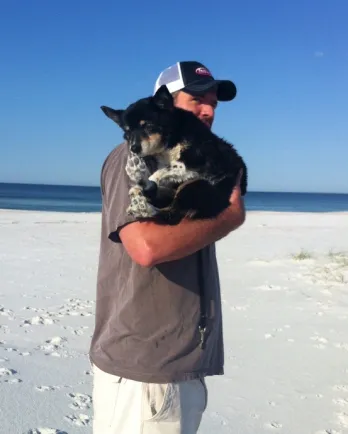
[101,85,248,225]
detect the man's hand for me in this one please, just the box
[229,169,245,219]
[119,170,246,267]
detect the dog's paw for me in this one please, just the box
[127,186,157,218]
[125,152,150,183]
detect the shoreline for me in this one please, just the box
[1,208,348,215]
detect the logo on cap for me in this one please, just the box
[195,67,211,76]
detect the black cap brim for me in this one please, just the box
[183,79,237,101]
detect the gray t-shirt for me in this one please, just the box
[89,142,224,383]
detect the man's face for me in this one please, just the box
[173,90,218,129]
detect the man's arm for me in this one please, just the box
[119,176,245,267]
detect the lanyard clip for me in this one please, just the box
[199,325,207,349]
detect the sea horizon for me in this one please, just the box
[0,182,347,213]
[1,181,347,195]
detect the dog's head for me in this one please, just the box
[101,85,176,157]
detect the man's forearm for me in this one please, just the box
[119,186,245,267]
[143,200,245,265]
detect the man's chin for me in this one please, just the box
[201,119,212,129]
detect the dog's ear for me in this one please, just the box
[153,85,174,110]
[100,106,125,128]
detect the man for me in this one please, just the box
[89,61,245,434]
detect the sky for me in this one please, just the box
[0,0,347,193]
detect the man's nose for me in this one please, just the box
[200,104,214,119]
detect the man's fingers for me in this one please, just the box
[235,168,243,187]
[237,168,243,183]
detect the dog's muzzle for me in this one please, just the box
[130,143,141,153]
[128,132,142,154]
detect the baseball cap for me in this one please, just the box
[154,61,237,102]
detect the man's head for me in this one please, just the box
[100,62,237,157]
[154,61,237,129]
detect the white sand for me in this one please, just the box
[1,209,348,434]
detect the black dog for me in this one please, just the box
[101,85,248,225]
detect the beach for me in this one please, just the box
[1,209,348,434]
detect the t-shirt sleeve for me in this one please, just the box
[101,145,138,243]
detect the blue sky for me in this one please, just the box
[1,0,347,193]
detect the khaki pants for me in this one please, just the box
[92,363,208,434]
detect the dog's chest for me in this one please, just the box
[156,154,171,169]
[156,144,184,167]
[125,144,185,184]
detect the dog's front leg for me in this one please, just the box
[148,162,200,188]
[125,151,151,184]
[126,185,158,218]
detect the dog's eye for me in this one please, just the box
[144,122,155,130]
[139,120,154,129]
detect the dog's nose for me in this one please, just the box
[130,143,141,154]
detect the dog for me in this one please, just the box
[101,84,248,225]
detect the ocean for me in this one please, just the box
[0,183,347,213]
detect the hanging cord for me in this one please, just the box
[198,249,207,349]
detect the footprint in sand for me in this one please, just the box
[264,421,283,429]
[35,385,60,392]
[300,393,323,400]
[254,284,287,292]
[333,385,348,393]
[0,306,15,320]
[23,306,46,313]
[248,259,272,266]
[36,336,68,357]
[26,429,68,434]
[334,343,348,351]
[4,347,17,352]
[4,348,30,356]
[336,412,348,428]
[333,398,348,407]
[221,297,249,312]
[229,305,249,311]
[22,316,56,326]
[0,367,17,376]
[64,413,91,426]
[57,298,95,318]
[332,393,348,430]
[209,411,228,426]
[62,325,89,336]
[265,326,290,340]
[46,337,67,346]
[67,392,92,410]
[0,324,9,333]
[311,335,328,349]
[0,367,22,383]
[314,430,342,434]
[5,378,22,383]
